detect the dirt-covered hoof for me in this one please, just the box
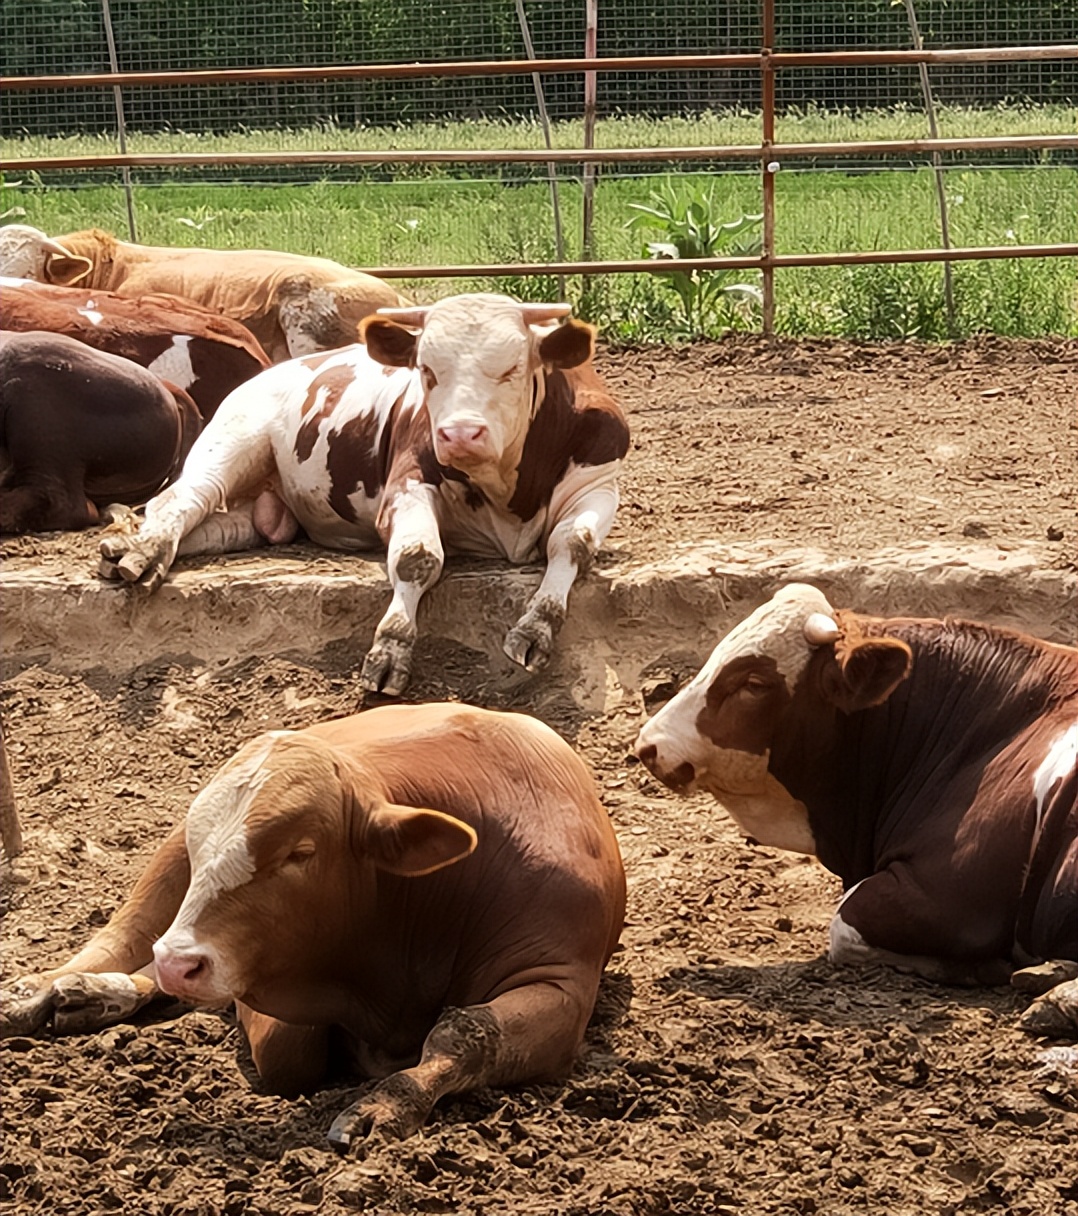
[360,637,414,698]
[0,982,56,1038]
[1020,978,1078,1037]
[326,1075,432,1152]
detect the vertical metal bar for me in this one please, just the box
[761,0,776,335]
[582,0,598,263]
[101,0,138,241]
[514,0,566,296]
[901,0,956,336]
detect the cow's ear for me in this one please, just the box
[538,318,595,369]
[361,316,418,367]
[823,638,912,713]
[363,803,477,876]
[44,252,93,287]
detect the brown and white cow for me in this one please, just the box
[634,583,1078,1035]
[0,225,406,363]
[96,292,630,695]
[1,703,627,1147]
[0,331,201,533]
[1,276,270,420]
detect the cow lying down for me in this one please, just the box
[0,330,201,534]
[1,703,626,1147]
[97,292,630,695]
[635,584,1078,1035]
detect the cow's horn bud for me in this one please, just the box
[804,613,841,645]
[518,303,573,324]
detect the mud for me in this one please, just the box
[2,336,1076,1215]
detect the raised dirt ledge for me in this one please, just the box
[2,541,1071,698]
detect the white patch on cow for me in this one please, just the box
[154,735,282,998]
[147,335,196,390]
[828,881,870,963]
[1033,721,1078,830]
[0,275,33,289]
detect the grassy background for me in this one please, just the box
[4,107,1076,340]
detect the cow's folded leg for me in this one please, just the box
[327,981,587,1150]
[1,970,162,1038]
[236,1002,331,1098]
[828,872,1014,986]
[1019,978,1078,1037]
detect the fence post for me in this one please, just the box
[761,0,776,336]
[101,0,138,241]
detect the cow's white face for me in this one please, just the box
[363,293,591,499]
[634,583,841,854]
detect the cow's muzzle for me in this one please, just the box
[635,742,697,793]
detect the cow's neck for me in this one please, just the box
[772,619,1078,883]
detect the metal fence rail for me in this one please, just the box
[1,1,1075,336]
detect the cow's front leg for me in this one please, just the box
[0,824,190,1039]
[504,487,616,672]
[327,980,589,1150]
[362,490,444,697]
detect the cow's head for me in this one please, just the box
[634,584,912,853]
[361,292,594,479]
[0,224,93,286]
[152,732,477,1020]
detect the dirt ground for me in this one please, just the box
[2,336,1076,1216]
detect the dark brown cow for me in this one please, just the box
[96,293,630,695]
[0,275,271,420]
[634,583,1078,1035]
[1,703,627,1147]
[0,331,201,533]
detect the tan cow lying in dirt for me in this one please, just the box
[0,224,405,363]
[0,703,626,1148]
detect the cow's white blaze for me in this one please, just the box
[154,733,289,997]
[1033,721,1077,831]
[147,335,196,390]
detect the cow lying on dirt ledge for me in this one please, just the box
[0,224,405,363]
[635,583,1078,1036]
[96,292,630,695]
[0,703,626,1148]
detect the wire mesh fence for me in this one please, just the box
[1,1,1076,339]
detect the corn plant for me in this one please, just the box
[626,178,763,335]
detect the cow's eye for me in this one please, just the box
[497,365,519,384]
[742,676,771,695]
[420,366,438,391]
[284,841,316,866]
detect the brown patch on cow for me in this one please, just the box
[295,364,358,463]
[695,655,792,756]
[538,319,596,370]
[508,366,629,523]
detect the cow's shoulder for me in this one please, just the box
[508,365,628,522]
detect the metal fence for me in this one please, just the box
[2,0,1076,335]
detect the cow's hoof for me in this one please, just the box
[0,978,56,1038]
[50,973,149,1034]
[360,638,414,698]
[503,621,553,673]
[99,503,142,531]
[98,536,170,592]
[1020,978,1078,1037]
[327,1076,431,1151]
[1012,960,1078,996]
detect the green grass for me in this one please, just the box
[4,107,1076,340]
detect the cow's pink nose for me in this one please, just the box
[153,947,211,996]
[436,423,488,451]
